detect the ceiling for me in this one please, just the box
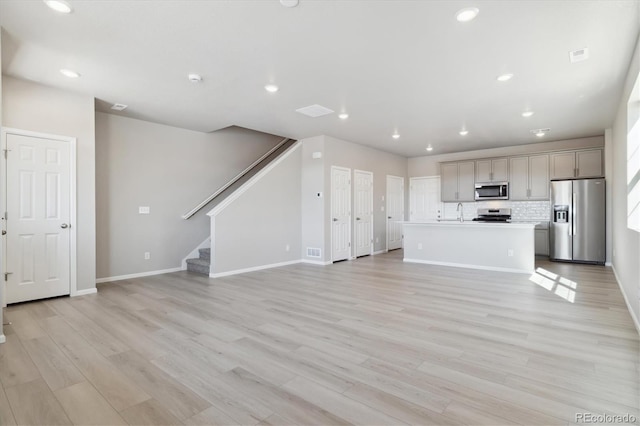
[1,0,639,157]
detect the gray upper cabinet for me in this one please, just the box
[576,149,604,178]
[476,158,508,182]
[509,154,549,200]
[550,149,603,179]
[441,161,475,202]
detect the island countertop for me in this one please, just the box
[401,221,536,274]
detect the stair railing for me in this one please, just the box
[181,137,291,219]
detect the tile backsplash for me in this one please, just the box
[442,200,550,221]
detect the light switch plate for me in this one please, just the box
[139,206,150,214]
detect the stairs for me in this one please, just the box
[186,248,210,275]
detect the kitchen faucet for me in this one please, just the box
[456,202,464,222]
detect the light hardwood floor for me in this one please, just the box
[1,251,638,425]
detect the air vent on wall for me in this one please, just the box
[296,104,334,118]
[569,47,589,63]
[306,247,321,258]
[111,103,128,111]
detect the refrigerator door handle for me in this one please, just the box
[572,192,577,236]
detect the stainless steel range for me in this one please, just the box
[472,208,512,223]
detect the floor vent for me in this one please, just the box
[306,247,321,258]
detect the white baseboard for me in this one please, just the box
[611,264,640,334]
[0,334,5,344]
[72,288,97,297]
[96,267,183,284]
[605,261,612,266]
[301,259,332,266]
[403,258,532,275]
[210,260,301,278]
[373,250,386,255]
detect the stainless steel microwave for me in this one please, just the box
[474,182,509,200]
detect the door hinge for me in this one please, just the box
[3,149,10,159]
[348,242,351,247]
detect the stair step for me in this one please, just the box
[198,247,211,260]
[186,258,210,275]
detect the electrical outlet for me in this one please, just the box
[417,243,423,250]
[144,252,150,260]
[507,249,514,257]
[139,206,150,214]
[375,237,379,243]
[285,244,290,252]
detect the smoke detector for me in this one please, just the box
[111,103,128,111]
[569,48,589,63]
[188,73,203,83]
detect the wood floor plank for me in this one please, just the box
[21,335,85,391]
[0,334,41,388]
[0,385,17,426]
[183,405,238,426]
[54,381,127,425]
[5,378,71,425]
[119,398,184,426]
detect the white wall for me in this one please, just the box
[611,34,640,330]
[95,112,282,279]
[2,76,96,292]
[0,29,4,341]
[301,136,326,263]
[211,144,302,275]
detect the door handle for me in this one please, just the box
[572,192,577,236]
[356,217,361,221]
[61,223,69,229]
[388,216,392,219]
[332,218,338,222]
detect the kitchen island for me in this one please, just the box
[401,221,537,274]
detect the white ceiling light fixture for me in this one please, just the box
[522,111,534,118]
[188,73,203,83]
[426,144,434,152]
[60,68,80,78]
[459,129,469,136]
[392,133,400,140]
[43,0,72,14]
[455,7,479,22]
[497,73,514,82]
[280,0,299,7]
[265,84,279,93]
[338,113,349,120]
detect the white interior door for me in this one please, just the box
[331,166,351,262]
[5,132,72,304]
[353,170,373,258]
[386,175,404,251]
[410,176,442,221]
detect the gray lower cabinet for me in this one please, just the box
[534,223,549,256]
[509,154,549,200]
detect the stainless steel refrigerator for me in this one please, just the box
[550,178,605,264]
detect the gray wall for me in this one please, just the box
[300,135,409,263]
[95,112,282,279]
[611,34,640,329]
[212,144,302,273]
[2,76,96,292]
[408,135,604,177]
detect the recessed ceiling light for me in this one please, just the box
[60,68,80,78]
[392,133,400,140]
[459,129,469,136]
[188,73,203,83]
[280,0,299,7]
[497,73,514,82]
[536,131,546,137]
[522,111,534,118]
[338,113,349,120]
[111,103,128,111]
[265,84,279,93]
[44,0,72,13]
[426,145,434,152]
[455,7,479,22]
[531,128,550,137]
